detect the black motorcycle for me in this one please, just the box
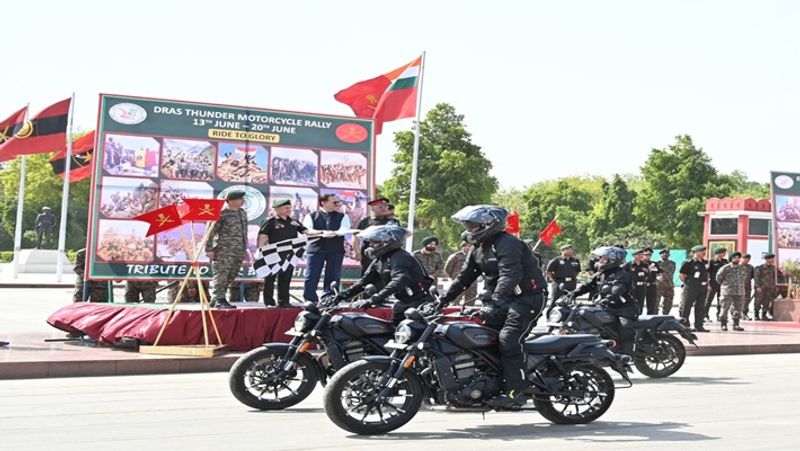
[322,297,632,435]
[228,286,393,410]
[546,294,697,378]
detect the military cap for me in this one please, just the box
[731,251,742,258]
[742,253,751,258]
[421,236,440,246]
[691,245,707,252]
[367,197,390,206]
[226,190,246,201]
[42,206,52,211]
[642,247,654,254]
[659,248,670,255]
[713,247,728,255]
[560,244,573,251]
[631,248,643,255]
[763,252,776,259]
[272,198,291,208]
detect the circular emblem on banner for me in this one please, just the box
[14,120,33,139]
[775,175,794,190]
[335,123,369,144]
[109,102,148,125]
[218,185,265,221]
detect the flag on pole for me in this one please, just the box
[134,204,185,237]
[253,235,310,278]
[49,131,95,182]
[180,198,226,221]
[538,218,562,245]
[334,56,422,134]
[0,106,28,146]
[506,211,520,235]
[0,98,71,162]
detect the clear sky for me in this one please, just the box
[2,0,798,188]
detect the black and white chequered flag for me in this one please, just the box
[253,235,311,278]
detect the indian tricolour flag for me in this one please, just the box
[334,56,422,134]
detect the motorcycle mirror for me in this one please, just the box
[364,284,378,296]
[429,286,440,298]
[329,281,339,293]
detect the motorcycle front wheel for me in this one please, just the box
[228,346,319,410]
[634,333,686,378]
[323,360,424,435]
[533,364,615,424]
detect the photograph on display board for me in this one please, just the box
[99,177,158,219]
[778,249,800,270]
[103,134,160,177]
[269,146,318,187]
[96,220,154,263]
[320,151,368,189]
[161,138,216,181]
[777,223,800,249]
[268,186,318,223]
[156,223,209,263]
[218,185,267,221]
[320,189,368,266]
[217,143,269,184]
[775,195,800,222]
[159,180,215,208]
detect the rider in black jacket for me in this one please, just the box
[571,246,637,354]
[336,225,433,325]
[442,205,547,408]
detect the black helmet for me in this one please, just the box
[591,246,627,272]
[451,205,508,244]
[360,225,408,259]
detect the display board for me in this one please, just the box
[771,171,800,274]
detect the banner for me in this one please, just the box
[87,94,375,281]
[770,171,800,274]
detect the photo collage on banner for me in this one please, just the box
[88,95,374,281]
[771,172,800,275]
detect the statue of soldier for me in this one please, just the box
[34,206,56,249]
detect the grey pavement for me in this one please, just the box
[1,353,798,451]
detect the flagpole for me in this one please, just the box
[55,92,75,282]
[11,104,30,279]
[405,51,426,251]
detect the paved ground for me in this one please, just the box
[2,353,798,451]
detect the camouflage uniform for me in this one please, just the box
[655,259,676,315]
[206,208,248,302]
[444,250,478,304]
[73,248,108,302]
[413,249,444,278]
[741,263,755,316]
[716,263,748,324]
[168,280,210,303]
[228,280,264,303]
[124,281,158,303]
[754,263,778,318]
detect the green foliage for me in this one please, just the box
[593,224,668,250]
[720,170,771,199]
[382,103,498,250]
[589,175,636,243]
[492,187,528,216]
[521,179,595,252]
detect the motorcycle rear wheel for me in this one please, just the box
[634,334,686,378]
[533,364,615,424]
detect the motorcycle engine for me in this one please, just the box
[343,339,366,362]
[450,353,501,404]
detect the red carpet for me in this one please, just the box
[47,303,465,352]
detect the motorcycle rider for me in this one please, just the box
[335,225,433,325]
[570,246,637,355]
[441,205,548,408]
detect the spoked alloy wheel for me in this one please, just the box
[634,334,686,378]
[533,364,615,424]
[228,347,318,410]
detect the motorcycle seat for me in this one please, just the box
[634,315,673,328]
[523,334,600,354]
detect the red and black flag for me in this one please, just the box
[0,106,28,147]
[49,130,95,183]
[0,98,71,162]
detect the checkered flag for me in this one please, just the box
[253,235,311,278]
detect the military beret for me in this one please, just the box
[714,247,728,255]
[367,197,390,206]
[763,252,776,259]
[742,253,751,258]
[659,248,670,255]
[691,245,707,252]
[226,190,246,201]
[642,247,654,254]
[421,236,440,246]
[560,244,573,251]
[731,251,742,258]
[272,198,291,208]
[631,248,645,255]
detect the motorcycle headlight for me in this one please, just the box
[294,313,312,333]
[548,309,562,323]
[394,324,413,344]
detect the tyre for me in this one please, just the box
[323,360,424,435]
[228,346,319,410]
[534,364,615,424]
[634,334,686,378]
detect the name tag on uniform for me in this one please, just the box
[638,272,644,276]
[701,282,707,286]
[694,271,700,279]
[559,260,565,265]
[565,277,573,282]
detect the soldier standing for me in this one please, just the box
[205,191,248,309]
[741,253,755,320]
[546,244,581,309]
[716,252,747,331]
[655,248,676,315]
[258,199,308,307]
[124,281,158,303]
[754,253,778,321]
[626,249,648,315]
[678,245,709,332]
[705,247,729,321]
[444,241,478,304]
[228,280,264,303]
[73,248,108,302]
[642,248,660,314]
[413,236,445,280]
[34,206,56,249]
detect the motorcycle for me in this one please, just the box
[228,285,394,410]
[322,291,632,435]
[546,293,698,378]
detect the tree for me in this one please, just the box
[593,224,667,250]
[589,174,636,244]
[492,187,528,216]
[521,180,595,253]
[635,135,733,249]
[382,103,498,249]
[720,170,770,199]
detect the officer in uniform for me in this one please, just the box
[626,249,648,315]
[336,225,433,325]
[444,241,478,304]
[124,281,158,303]
[741,253,755,320]
[655,248,676,315]
[258,199,308,307]
[546,244,581,309]
[34,206,56,249]
[754,253,778,321]
[642,248,660,314]
[73,248,108,302]
[679,245,710,332]
[716,252,747,331]
[705,247,729,320]
[413,236,445,279]
[354,198,400,276]
[441,205,547,408]
[205,190,248,309]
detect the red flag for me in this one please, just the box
[506,212,520,235]
[0,106,28,147]
[134,204,184,237]
[0,98,71,162]
[49,131,95,183]
[180,198,226,221]
[538,218,562,246]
